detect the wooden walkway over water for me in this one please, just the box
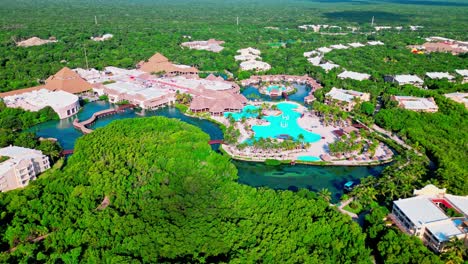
[73,104,135,134]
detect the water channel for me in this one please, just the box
[29,84,386,202]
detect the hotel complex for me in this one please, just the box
[0,146,50,192]
[390,185,467,253]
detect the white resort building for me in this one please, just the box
[319,62,340,72]
[426,72,455,81]
[91,34,113,42]
[444,92,468,108]
[325,87,370,111]
[0,146,50,192]
[390,185,467,253]
[338,71,371,81]
[240,60,271,72]
[348,42,366,48]
[3,89,80,119]
[390,75,425,87]
[392,96,439,112]
[181,39,225,53]
[455,69,468,83]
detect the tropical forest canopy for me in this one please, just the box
[1,117,372,263]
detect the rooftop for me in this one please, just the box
[426,219,464,242]
[455,69,468,77]
[326,87,370,103]
[394,196,448,228]
[444,92,468,108]
[338,71,371,81]
[426,72,454,80]
[393,96,438,111]
[394,74,424,84]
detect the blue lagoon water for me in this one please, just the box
[30,101,385,201]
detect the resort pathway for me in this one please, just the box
[335,197,358,220]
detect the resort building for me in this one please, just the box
[137,53,198,76]
[455,69,468,83]
[325,87,370,111]
[388,75,424,87]
[240,60,271,72]
[189,88,247,116]
[367,41,384,46]
[237,47,261,56]
[419,41,468,55]
[390,185,467,253]
[307,56,323,66]
[319,62,339,72]
[240,75,322,90]
[338,71,371,81]
[348,42,365,48]
[330,44,349,50]
[392,96,439,112]
[103,82,175,109]
[0,146,50,192]
[2,89,80,119]
[0,67,93,99]
[91,34,113,41]
[425,72,455,81]
[181,39,225,53]
[317,47,333,53]
[16,36,57,47]
[234,54,261,61]
[444,92,468,108]
[303,51,320,57]
[410,25,423,31]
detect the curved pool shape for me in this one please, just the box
[252,102,321,143]
[297,156,321,162]
[224,105,259,121]
[267,85,285,93]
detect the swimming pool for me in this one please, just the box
[224,105,259,121]
[267,85,285,93]
[297,156,321,162]
[252,102,321,143]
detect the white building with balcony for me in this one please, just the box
[0,146,50,192]
[390,185,467,253]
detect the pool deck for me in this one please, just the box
[214,101,394,166]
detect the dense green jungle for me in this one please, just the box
[0,0,467,263]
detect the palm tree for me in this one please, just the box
[318,188,332,202]
[441,237,466,264]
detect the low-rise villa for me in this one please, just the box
[325,87,370,111]
[240,60,271,72]
[390,185,467,253]
[455,69,468,83]
[367,41,385,46]
[91,34,113,41]
[0,146,50,192]
[426,72,455,81]
[319,62,340,72]
[348,42,365,48]
[181,39,225,53]
[137,53,198,76]
[392,96,439,112]
[330,44,349,50]
[16,36,57,47]
[338,71,371,81]
[389,74,424,87]
[444,92,468,108]
[237,47,261,56]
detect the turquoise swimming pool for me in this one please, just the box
[297,156,321,162]
[267,85,285,93]
[224,105,259,121]
[252,102,320,143]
